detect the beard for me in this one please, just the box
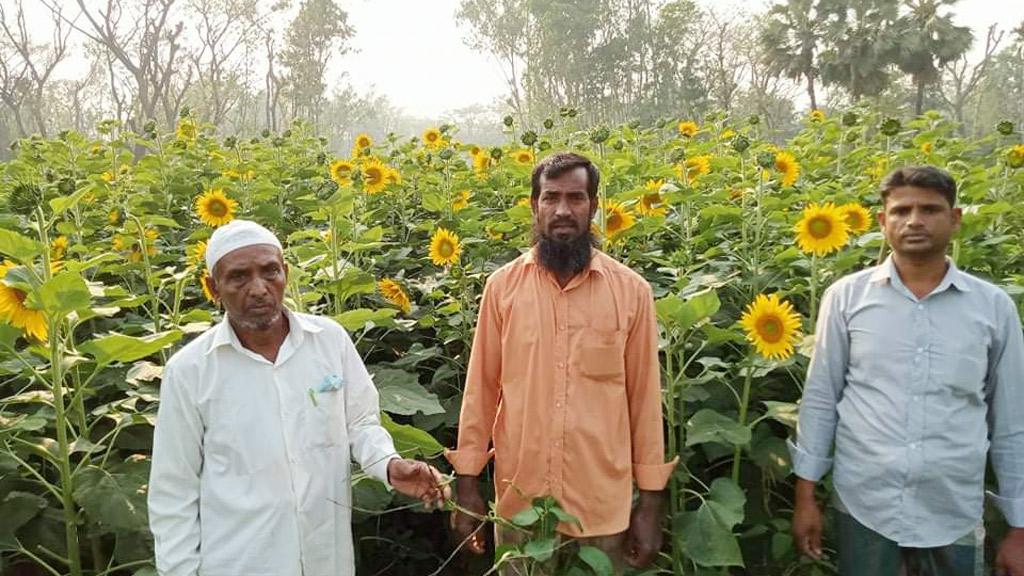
[534,227,595,277]
[231,305,285,332]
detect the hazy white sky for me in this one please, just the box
[338,0,1024,118]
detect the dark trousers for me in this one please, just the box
[835,510,981,576]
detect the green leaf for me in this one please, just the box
[685,409,751,447]
[523,537,556,562]
[656,289,720,332]
[675,504,744,568]
[27,271,92,316]
[79,331,183,367]
[761,401,799,429]
[370,367,444,416]
[0,491,48,550]
[329,268,377,302]
[511,507,541,527]
[73,465,149,533]
[422,191,448,212]
[707,478,746,529]
[49,185,91,215]
[333,308,398,331]
[578,546,614,576]
[0,228,42,263]
[380,412,444,458]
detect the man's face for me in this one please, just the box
[878,185,961,258]
[208,244,288,331]
[531,167,598,242]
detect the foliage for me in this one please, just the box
[0,108,1022,576]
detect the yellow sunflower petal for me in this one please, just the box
[740,293,802,360]
[794,202,850,256]
[195,188,238,227]
[428,228,462,266]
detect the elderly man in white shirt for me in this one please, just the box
[148,220,448,576]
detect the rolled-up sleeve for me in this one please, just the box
[790,284,849,482]
[986,293,1024,527]
[446,277,503,476]
[148,362,203,576]
[341,328,400,486]
[626,283,678,491]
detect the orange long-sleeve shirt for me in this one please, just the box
[446,248,678,537]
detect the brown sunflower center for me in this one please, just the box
[643,193,660,208]
[438,240,454,258]
[845,213,863,228]
[13,288,27,305]
[426,133,438,142]
[756,316,784,343]
[607,213,623,231]
[208,199,228,217]
[807,216,832,239]
[366,168,383,184]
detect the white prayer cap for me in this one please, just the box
[205,220,283,272]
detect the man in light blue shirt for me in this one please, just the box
[789,166,1024,575]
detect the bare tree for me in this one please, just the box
[188,0,260,125]
[940,24,1003,134]
[0,0,71,136]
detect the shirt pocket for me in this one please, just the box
[940,338,988,398]
[302,390,344,450]
[576,328,626,383]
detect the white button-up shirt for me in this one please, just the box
[148,310,399,576]
[790,256,1024,547]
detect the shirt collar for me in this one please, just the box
[523,246,609,277]
[869,255,972,293]
[205,308,321,356]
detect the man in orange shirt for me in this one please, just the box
[448,152,677,573]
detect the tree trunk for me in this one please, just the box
[915,76,925,116]
[806,72,818,110]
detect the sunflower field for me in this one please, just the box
[0,108,1023,576]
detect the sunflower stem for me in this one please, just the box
[809,254,819,328]
[731,356,755,484]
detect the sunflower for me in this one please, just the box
[330,159,355,186]
[868,157,889,180]
[190,240,208,267]
[422,127,445,150]
[176,117,197,141]
[1007,144,1024,168]
[677,121,698,138]
[108,209,120,225]
[720,129,736,139]
[740,293,802,361]
[920,141,933,154]
[200,271,216,303]
[378,278,412,314]
[676,155,712,184]
[353,133,373,152]
[195,188,238,227]
[51,236,69,259]
[472,153,493,174]
[0,261,47,341]
[794,202,849,256]
[385,167,402,186]
[361,158,389,194]
[469,145,483,157]
[452,190,471,211]
[838,203,872,234]
[428,227,462,266]
[512,149,534,166]
[101,171,115,183]
[774,151,800,187]
[638,180,666,217]
[809,109,826,122]
[601,200,636,239]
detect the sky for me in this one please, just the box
[337,0,1024,118]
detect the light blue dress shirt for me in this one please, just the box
[789,256,1024,547]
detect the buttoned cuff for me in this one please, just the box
[633,456,680,491]
[370,453,402,489]
[444,448,494,476]
[787,439,832,481]
[988,491,1024,528]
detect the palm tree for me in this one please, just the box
[759,0,829,110]
[895,0,973,115]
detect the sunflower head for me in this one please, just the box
[195,188,238,227]
[638,181,666,217]
[472,153,493,174]
[794,202,850,256]
[601,200,636,239]
[677,121,698,138]
[809,109,826,123]
[354,133,373,150]
[838,203,872,234]
[378,278,412,314]
[740,293,802,360]
[428,227,462,267]
[330,159,356,185]
[1007,144,1024,169]
[360,158,390,194]
[422,127,445,150]
[676,155,712,184]
[774,151,800,187]
[51,236,69,259]
[513,149,535,166]
[452,190,471,211]
[0,261,48,341]
[200,271,216,303]
[920,141,933,154]
[190,240,208,267]
[176,117,198,141]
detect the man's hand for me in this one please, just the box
[625,490,665,568]
[386,458,450,511]
[792,478,823,560]
[450,475,487,555]
[996,527,1024,576]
